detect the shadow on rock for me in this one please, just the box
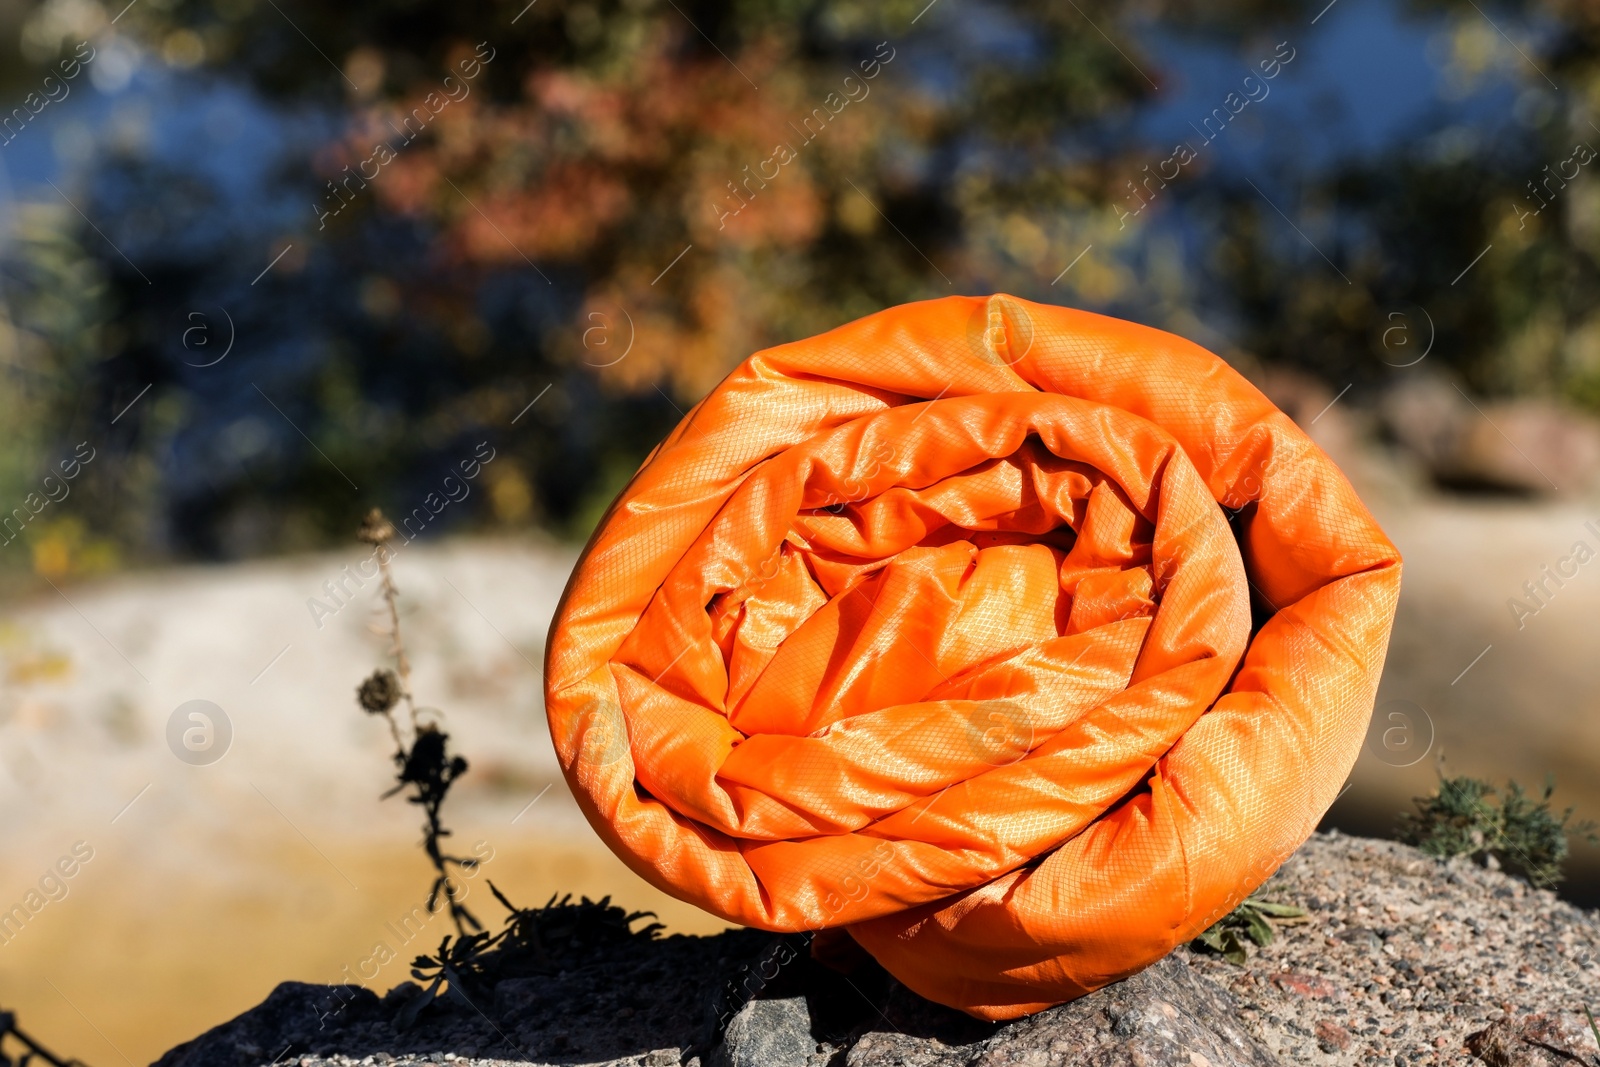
[154,926,779,1067]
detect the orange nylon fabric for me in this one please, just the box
[543,294,1402,1020]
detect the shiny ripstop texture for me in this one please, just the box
[543,295,1402,1020]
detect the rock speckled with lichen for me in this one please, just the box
[153,832,1600,1067]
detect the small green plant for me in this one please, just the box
[1583,1004,1599,1065]
[394,885,664,1027]
[1397,771,1598,889]
[355,509,481,935]
[1190,894,1307,965]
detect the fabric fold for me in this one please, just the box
[544,294,1401,1020]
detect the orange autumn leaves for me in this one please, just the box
[324,29,902,397]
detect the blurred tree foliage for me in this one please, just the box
[1211,1,1600,404]
[2,0,1600,567]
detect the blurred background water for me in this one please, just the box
[3,0,1600,1059]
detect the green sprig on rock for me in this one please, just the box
[1191,895,1308,965]
[1398,772,1598,890]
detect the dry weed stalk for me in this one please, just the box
[355,508,481,935]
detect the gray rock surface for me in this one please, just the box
[842,952,1278,1067]
[153,832,1600,1067]
[709,997,816,1067]
[1379,375,1600,493]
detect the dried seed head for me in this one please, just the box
[358,508,397,546]
[358,668,403,713]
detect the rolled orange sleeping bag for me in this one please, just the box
[544,294,1401,1020]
